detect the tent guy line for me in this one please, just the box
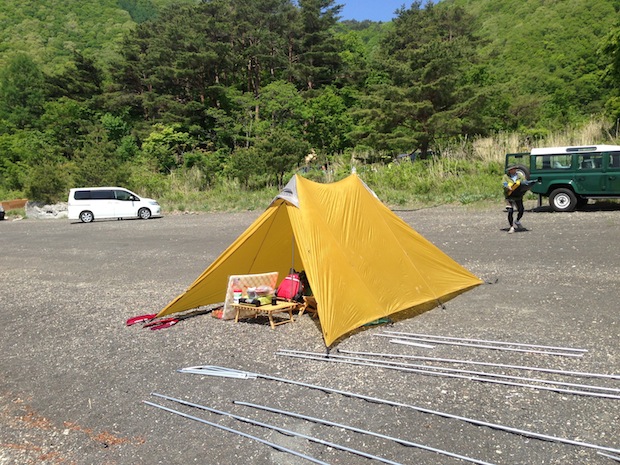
[276,350,620,400]
[179,365,620,455]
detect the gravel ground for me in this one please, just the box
[0,201,618,465]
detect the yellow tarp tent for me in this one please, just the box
[157,174,482,346]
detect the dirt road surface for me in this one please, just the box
[1,202,618,465]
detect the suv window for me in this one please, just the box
[578,154,602,170]
[533,154,572,170]
[74,190,91,200]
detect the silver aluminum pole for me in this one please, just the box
[276,351,620,400]
[382,331,587,352]
[150,393,406,465]
[383,335,584,357]
[277,350,620,394]
[598,451,620,462]
[143,400,329,465]
[179,365,620,454]
[235,401,497,465]
[339,349,620,380]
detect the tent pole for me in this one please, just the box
[179,365,620,455]
[277,350,620,397]
[383,331,587,353]
[235,400,497,465]
[144,399,329,465]
[382,335,584,357]
[598,451,620,462]
[338,349,620,380]
[290,234,295,272]
[149,393,406,465]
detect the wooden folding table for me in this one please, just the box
[232,301,299,329]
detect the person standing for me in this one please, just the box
[502,165,530,233]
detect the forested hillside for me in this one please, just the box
[445,0,620,128]
[0,0,204,73]
[1,0,619,205]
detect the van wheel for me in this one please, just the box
[138,207,152,220]
[79,211,94,223]
[549,188,577,212]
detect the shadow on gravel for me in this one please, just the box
[531,200,620,213]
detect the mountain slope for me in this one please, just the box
[0,0,192,72]
[443,0,618,122]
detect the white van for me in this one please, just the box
[68,187,162,223]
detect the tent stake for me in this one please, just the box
[382,335,584,357]
[143,400,328,465]
[383,331,587,353]
[234,400,497,465]
[179,365,620,455]
[149,393,406,465]
[277,350,620,400]
[339,349,620,380]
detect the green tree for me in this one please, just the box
[305,85,353,154]
[26,160,70,203]
[119,0,158,23]
[229,0,297,98]
[72,127,128,187]
[0,54,47,129]
[40,98,93,160]
[258,127,310,187]
[602,20,620,120]
[141,123,193,173]
[257,80,306,132]
[335,29,371,88]
[46,52,103,102]
[354,2,487,155]
[108,1,238,136]
[289,0,343,90]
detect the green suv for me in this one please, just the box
[505,145,620,212]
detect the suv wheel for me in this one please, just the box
[550,188,577,212]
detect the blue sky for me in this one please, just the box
[338,1,418,22]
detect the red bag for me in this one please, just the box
[276,272,304,302]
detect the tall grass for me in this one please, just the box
[157,117,620,212]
